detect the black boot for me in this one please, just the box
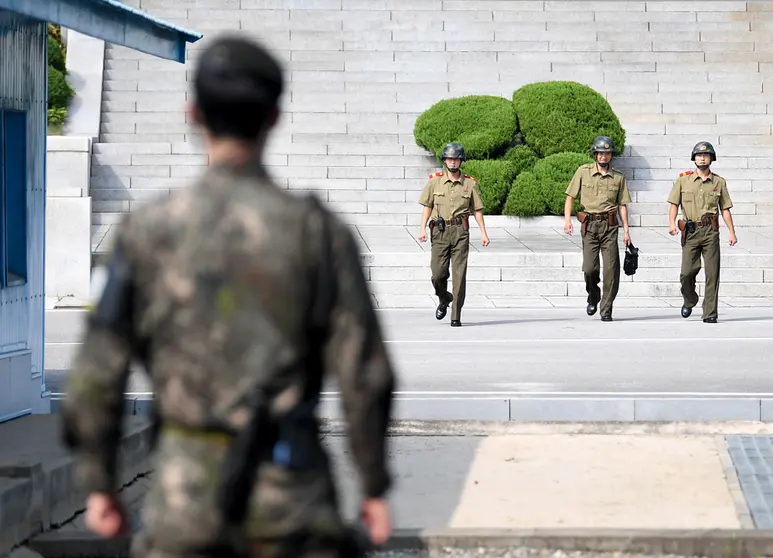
[436,292,453,320]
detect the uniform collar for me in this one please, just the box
[692,171,714,183]
[443,171,464,184]
[590,163,613,177]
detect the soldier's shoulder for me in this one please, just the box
[463,173,478,182]
[428,171,444,179]
[610,166,625,176]
[712,172,725,181]
[678,170,695,178]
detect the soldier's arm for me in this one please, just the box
[667,180,681,231]
[60,229,141,495]
[719,181,737,240]
[323,217,396,499]
[564,168,582,225]
[418,180,434,232]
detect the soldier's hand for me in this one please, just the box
[669,223,678,236]
[481,233,490,247]
[361,498,392,546]
[624,231,631,246]
[564,221,573,235]
[418,229,427,243]
[729,233,738,246]
[85,492,129,539]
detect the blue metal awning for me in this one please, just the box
[0,0,202,63]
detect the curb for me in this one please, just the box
[50,395,773,424]
[25,528,773,558]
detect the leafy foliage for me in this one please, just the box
[460,159,517,215]
[512,81,626,158]
[503,152,593,217]
[413,95,517,161]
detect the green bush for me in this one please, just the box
[413,81,627,217]
[502,145,539,176]
[413,95,517,161]
[47,25,72,130]
[512,81,626,158]
[48,35,66,72]
[503,152,592,217]
[48,66,74,110]
[460,159,517,215]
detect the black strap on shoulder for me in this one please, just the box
[301,194,336,404]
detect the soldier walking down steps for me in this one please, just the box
[668,141,737,323]
[59,35,397,558]
[564,136,632,322]
[417,142,490,327]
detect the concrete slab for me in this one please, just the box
[445,435,742,529]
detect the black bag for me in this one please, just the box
[623,241,639,276]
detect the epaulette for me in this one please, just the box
[464,174,477,181]
[679,170,694,177]
[712,172,722,178]
[429,171,444,178]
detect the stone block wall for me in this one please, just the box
[91,0,773,227]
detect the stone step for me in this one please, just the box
[360,252,773,268]
[366,280,773,298]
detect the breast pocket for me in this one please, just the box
[707,190,720,209]
[681,191,695,207]
[606,184,620,204]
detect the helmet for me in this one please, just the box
[441,142,465,161]
[591,136,615,154]
[691,141,716,162]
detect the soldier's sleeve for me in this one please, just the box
[418,179,434,208]
[617,174,632,206]
[565,167,582,198]
[322,215,396,499]
[60,221,143,495]
[470,181,485,212]
[667,178,682,206]
[718,179,734,211]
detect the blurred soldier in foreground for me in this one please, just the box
[60,35,396,558]
[668,141,737,323]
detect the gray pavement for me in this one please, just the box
[46,306,773,422]
[46,307,773,396]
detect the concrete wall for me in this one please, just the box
[90,0,773,228]
[0,10,49,421]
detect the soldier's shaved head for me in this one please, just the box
[192,34,284,140]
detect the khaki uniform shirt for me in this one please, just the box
[418,171,485,220]
[565,163,632,213]
[667,170,733,222]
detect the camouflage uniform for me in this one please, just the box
[60,159,397,558]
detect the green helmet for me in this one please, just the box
[441,142,465,161]
[691,141,716,162]
[591,136,615,154]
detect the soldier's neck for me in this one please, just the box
[206,135,268,167]
[448,170,462,180]
[696,167,712,180]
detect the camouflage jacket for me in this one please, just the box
[60,158,396,502]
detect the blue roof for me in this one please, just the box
[0,0,202,63]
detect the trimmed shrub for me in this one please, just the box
[503,152,593,217]
[413,95,517,161]
[502,145,539,176]
[48,66,74,109]
[512,81,626,158]
[48,35,66,73]
[460,159,517,215]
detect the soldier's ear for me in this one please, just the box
[188,101,204,127]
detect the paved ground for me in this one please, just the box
[93,224,773,256]
[46,307,773,398]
